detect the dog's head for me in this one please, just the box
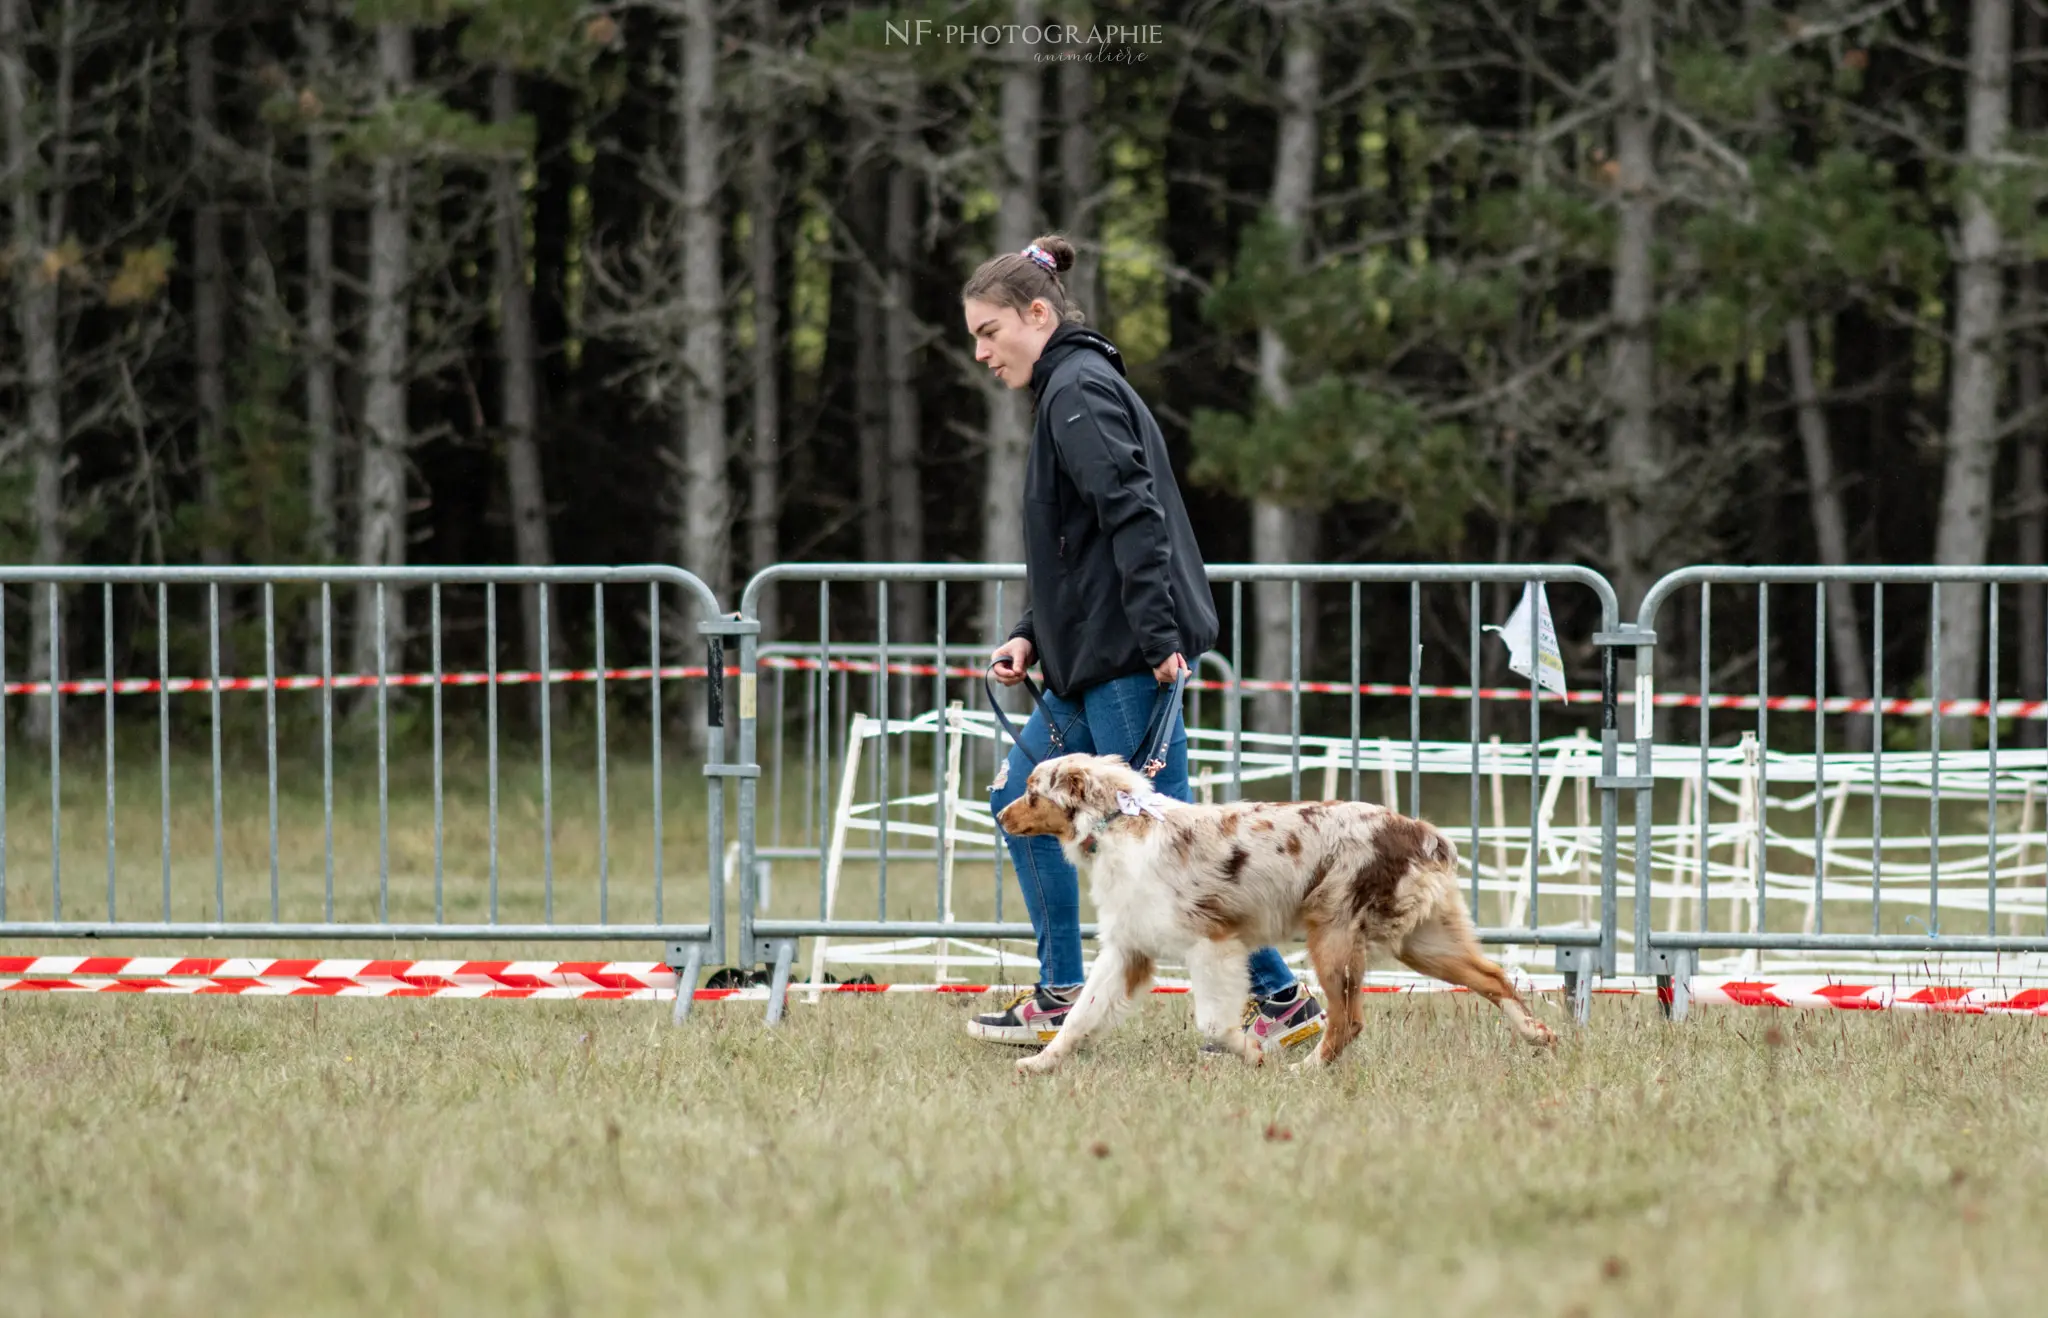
[995,753,1147,839]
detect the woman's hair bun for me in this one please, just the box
[1028,234,1076,274]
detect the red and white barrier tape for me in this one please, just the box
[5,654,2040,719]
[0,976,1502,1001]
[0,956,678,989]
[4,958,2046,1015]
[0,978,674,999]
[0,665,715,699]
[1685,978,2048,1014]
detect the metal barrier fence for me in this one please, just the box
[0,566,733,1020]
[733,562,1626,1025]
[31,559,2042,1031]
[1626,567,2048,1015]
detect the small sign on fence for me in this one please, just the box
[1486,581,1568,699]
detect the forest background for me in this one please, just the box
[2,0,2040,750]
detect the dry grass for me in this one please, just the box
[2,988,2044,1318]
[5,729,2047,1316]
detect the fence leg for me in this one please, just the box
[764,938,797,1026]
[669,942,705,1026]
[1556,946,1595,1025]
[1651,948,1696,1021]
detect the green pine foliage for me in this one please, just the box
[12,0,2048,714]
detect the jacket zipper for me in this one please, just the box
[1058,535,1066,559]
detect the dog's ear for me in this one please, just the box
[1053,760,1090,803]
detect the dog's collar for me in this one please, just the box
[1093,788,1173,830]
[1115,788,1173,820]
[1078,788,1176,856]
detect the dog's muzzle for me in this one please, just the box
[996,795,1062,837]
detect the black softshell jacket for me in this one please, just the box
[1008,323,1219,699]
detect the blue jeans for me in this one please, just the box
[988,669,1298,997]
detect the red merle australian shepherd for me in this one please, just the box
[994,753,1558,1074]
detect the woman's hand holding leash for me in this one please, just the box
[985,641,1185,779]
[991,638,1035,686]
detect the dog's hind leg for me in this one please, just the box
[1016,943,1139,1075]
[1394,907,1556,1049]
[1186,938,1260,1066]
[1298,924,1367,1068]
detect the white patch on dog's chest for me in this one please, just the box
[1080,837,1190,956]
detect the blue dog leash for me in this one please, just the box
[984,660,1189,779]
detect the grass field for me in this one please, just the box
[5,722,2048,1315]
[3,989,2044,1318]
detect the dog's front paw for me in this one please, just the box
[1015,1050,1063,1075]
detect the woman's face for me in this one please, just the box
[964,296,1056,390]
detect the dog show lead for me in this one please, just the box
[959,233,1326,1059]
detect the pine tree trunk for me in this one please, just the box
[492,64,559,720]
[746,0,781,636]
[1253,0,1320,734]
[187,0,229,571]
[1604,0,1661,621]
[1785,319,1873,750]
[1742,0,1870,748]
[2019,265,2044,748]
[676,0,729,756]
[240,209,287,564]
[853,145,887,563]
[981,0,1041,638]
[2016,1,2044,748]
[885,161,927,646]
[3,0,66,742]
[302,10,339,668]
[352,21,413,687]
[1932,0,2013,747]
[1057,51,1101,324]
